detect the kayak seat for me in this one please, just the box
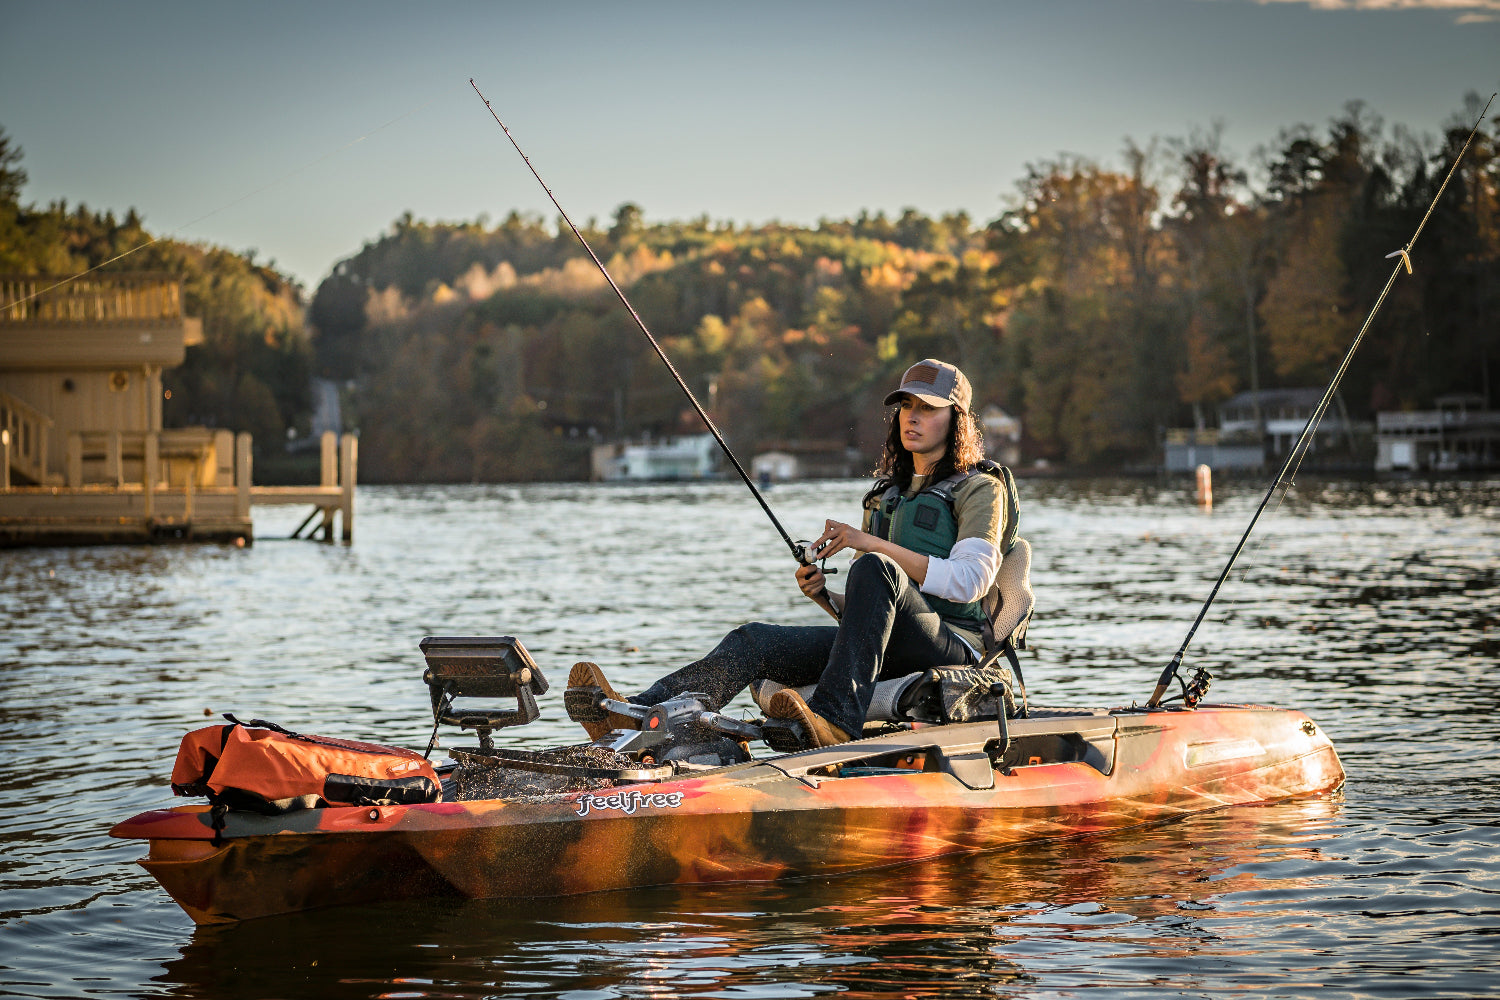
[751,537,1034,726]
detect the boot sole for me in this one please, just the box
[761,718,809,754]
[564,686,607,723]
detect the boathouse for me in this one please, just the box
[0,273,354,546]
[1163,388,1368,472]
[1375,394,1500,472]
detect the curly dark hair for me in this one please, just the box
[864,403,985,505]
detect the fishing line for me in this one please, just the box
[1233,398,1333,581]
[2,99,435,315]
[1147,91,1497,709]
[469,78,830,587]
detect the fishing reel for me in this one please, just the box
[795,540,840,577]
[1147,661,1213,710]
[1183,665,1213,708]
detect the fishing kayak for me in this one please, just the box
[111,639,1343,924]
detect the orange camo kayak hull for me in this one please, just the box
[111,704,1344,924]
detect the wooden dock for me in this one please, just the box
[0,429,356,547]
[249,431,357,543]
[1,273,356,548]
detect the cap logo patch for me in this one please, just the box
[909,364,939,385]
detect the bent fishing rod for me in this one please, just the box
[1147,92,1496,709]
[469,80,837,599]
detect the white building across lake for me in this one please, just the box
[1163,388,1364,473]
[1375,395,1500,472]
[591,433,720,481]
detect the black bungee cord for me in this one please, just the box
[469,79,836,602]
[1147,93,1496,709]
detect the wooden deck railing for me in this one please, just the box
[0,273,183,324]
[0,391,54,486]
[65,428,222,490]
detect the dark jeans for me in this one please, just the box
[634,553,975,737]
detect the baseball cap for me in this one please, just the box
[883,359,972,411]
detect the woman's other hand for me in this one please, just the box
[810,519,876,561]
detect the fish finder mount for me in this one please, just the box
[420,636,549,752]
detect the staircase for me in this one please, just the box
[1,391,54,486]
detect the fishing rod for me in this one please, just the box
[1147,92,1496,709]
[469,79,836,599]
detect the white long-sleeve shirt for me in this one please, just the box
[920,536,1002,605]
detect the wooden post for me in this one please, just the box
[144,432,159,521]
[1195,463,1213,510]
[183,449,195,523]
[235,432,252,523]
[213,429,235,487]
[67,433,83,488]
[320,431,337,487]
[107,431,123,486]
[1,428,9,491]
[146,365,161,429]
[320,430,338,541]
[339,433,357,543]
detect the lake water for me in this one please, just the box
[2,477,1497,999]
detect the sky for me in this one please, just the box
[1,0,1496,291]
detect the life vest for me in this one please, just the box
[170,716,441,815]
[867,460,1019,626]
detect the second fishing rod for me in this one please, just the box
[470,79,839,610]
[1147,92,1496,709]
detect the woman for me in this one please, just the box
[566,358,1009,751]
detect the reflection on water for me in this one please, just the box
[146,799,1347,1000]
[2,478,1498,999]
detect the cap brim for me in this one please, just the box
[884,389,953,407]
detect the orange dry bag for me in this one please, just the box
[171,715,441,813]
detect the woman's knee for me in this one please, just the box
[848,552,902,587]
[720,621,781,655]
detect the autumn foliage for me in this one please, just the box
[4,92,1495,483]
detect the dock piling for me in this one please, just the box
[107,431,123,486]
[144,432,159,521]
[339,434,357,542]
[66,434,82,488]
[235,433,252,524]
[319,431,337,541]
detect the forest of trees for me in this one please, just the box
[5,93,1497,484]
[309,96,1499,481]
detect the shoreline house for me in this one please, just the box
[978,405,1022,467]
[1375,394,1500,472]
[750,440,865,483]
[1164,388,1365,473]
[590,432,721,481]
[0,273,353,546]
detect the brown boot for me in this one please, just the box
[564,662,639,740]
[766,689,852,750]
